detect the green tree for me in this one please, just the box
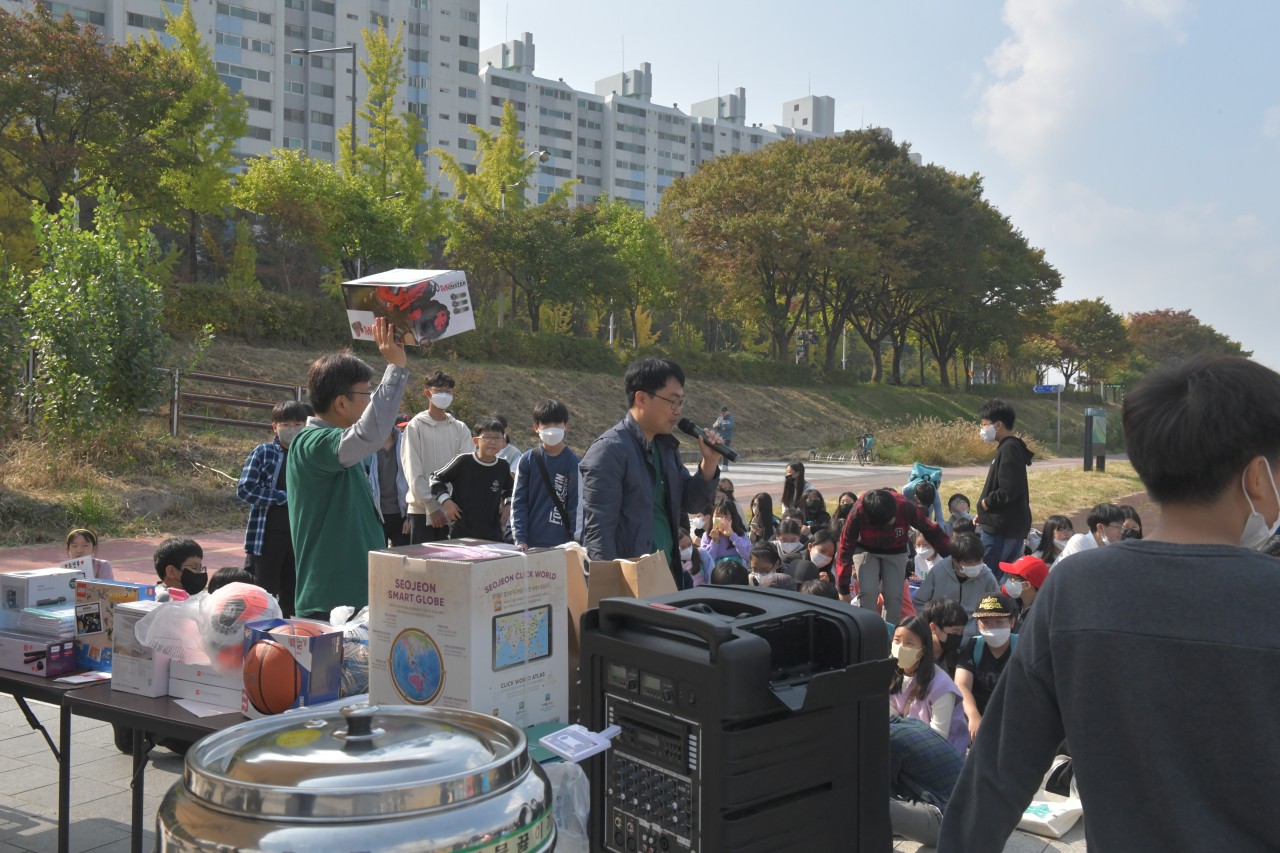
[1050,298,1130,387]
[155,1,247,282]
[335,20,443,275]
[223,218,260,293]
[233,149,348,292]
[659,140,813,359]
[593,198,678,347]
[24,184,166,435]
[1126,309,1248,367]
[0,7,211,216]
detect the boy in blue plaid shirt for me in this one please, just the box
[237,400,313,616]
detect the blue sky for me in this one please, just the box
[481,0,1280,370]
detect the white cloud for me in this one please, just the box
[1263,105,1280,140]
[975,0,1188,169]
[1006,178,1280,366]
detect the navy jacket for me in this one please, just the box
[580,414,719,588]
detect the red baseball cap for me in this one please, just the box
[1000,554,1049,590]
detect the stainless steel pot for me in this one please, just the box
[156,703,556,852]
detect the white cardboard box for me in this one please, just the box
[368,541,568,728]
[111,601,170,697]
[169,660,243,691]
[167,677,242,710]
[342,269,474,346]
[1,568,85,630]
[0,631,77,677]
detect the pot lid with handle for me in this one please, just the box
[183,703,532,821]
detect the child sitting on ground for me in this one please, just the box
[65,528,114,579]
[153,538,207,601]
[889,615,970,755]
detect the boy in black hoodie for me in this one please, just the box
[974,399,1033,580]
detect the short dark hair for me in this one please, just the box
[65,528,98,549]
[808,527,834,547]
[623,357,684,408]
[491,413,509,431]
[207,566,257,594]
[775,518,804,539]
[913,481,936,508]
[751,540,781,566]
[948,493,971,512]
[922,597,969,629]
[308,350,374,414]
[271,400,314,424]
[473,417,506,437]
[532,399,570,426]
[950,532,984,565]
[153,538,203,581]
[800,579,839,599]
[951,517,977,535]
[710,559,750,585]
[1124,356,1280,504]
[861,490,897,528]
[1085,503,1124,531]
[423,369,456,390]
[979,399,1016,430]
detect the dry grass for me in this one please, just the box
[0,420,257,547]
[877,417,1048,467]
[942,461,1147,525]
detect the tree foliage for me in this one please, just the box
[24,184,166,435]
[592,198,678,347]
[1126,309,1248,367]
[1049,298,1130,386]
[0,7,212,216]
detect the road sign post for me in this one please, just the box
[1033,384,1063,450]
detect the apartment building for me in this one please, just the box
[10,4,867,212]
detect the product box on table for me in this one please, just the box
[167,677,243,710]
[240,618,343,718]
[1,567,85,630]
[368,540,568,728]
[111,600,170,697]
[0,631,77,677]
[170,660,244,691]
[73,579,157,671]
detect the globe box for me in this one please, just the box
[368,541,568,729]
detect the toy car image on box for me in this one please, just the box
[343,269,475,346]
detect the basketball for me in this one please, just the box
[202,583,281,672]
[270,621,328,638]
[242,639,301,715]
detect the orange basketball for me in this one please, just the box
[242,639,301,715]
[269,621,328,638]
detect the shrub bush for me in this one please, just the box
[877,416,1045,467]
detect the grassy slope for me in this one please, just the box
[202,339,1112,458]
[0,338,1118,547]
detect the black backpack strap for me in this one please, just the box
[534,447,575,540]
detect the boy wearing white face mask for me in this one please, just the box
[236,400,315,617]
[511,399,580,551]
[1057,503,1124,562]
[939,355,1280,852]
[402,369,473,543]
[911,532,999,641]
[954,594,1017,743]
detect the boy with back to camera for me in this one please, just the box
[940,356,1280,852]
[236,400,314,617]
[511,399,580,550]
[430,417,516,542]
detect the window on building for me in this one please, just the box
[407,49,429,63]
[246,126,272,141]
[458,138,477,151]
[216,3,271,25]
[311,0,335,15]
[216,61,271,83]
[311,27,334,43]
[310,55,334,70]
[285,80,304,95]
[283,136,303,149]
[312,83,334,99]
[459,86,477,99]
[458,112,477,126]
[284,23,304,39]
[127,12,166,29]
[284,108,305,123]
[311,110,334,126]
[458,60,478,74]
[311,139,334,154]
[460,9,478,22]
[244,96,272,112]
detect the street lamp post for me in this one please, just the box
[291,45,357,159]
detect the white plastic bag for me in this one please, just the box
[330,604,370,697]
[135,582,282,670]
[543,762,590,853]
[1017,791,1083,838]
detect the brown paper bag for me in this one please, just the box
[563,547,676,720]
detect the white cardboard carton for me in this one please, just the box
[111,601,170,698]
[368,541,568,728]
[167,677,242,710]
[1,568,85,630]
[169,660,243,691]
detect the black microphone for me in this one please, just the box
[677,417,738,462]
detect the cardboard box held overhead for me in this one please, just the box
[342,269,474,346]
